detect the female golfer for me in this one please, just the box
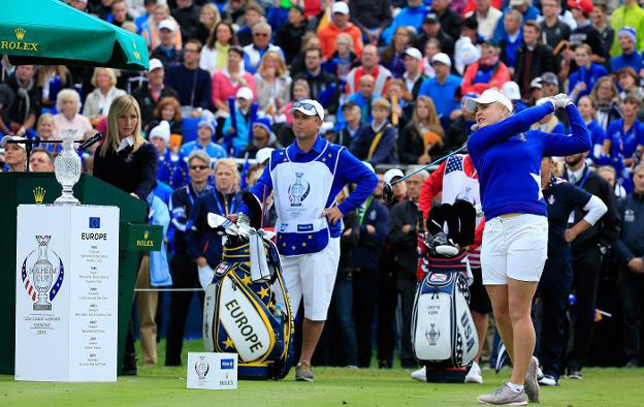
[466,89,591,405]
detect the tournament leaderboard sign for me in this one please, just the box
[15,205,119,382]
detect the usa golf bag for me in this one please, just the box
[203,193,294,380]
[411,201,479,381]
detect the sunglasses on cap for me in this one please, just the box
[190,165,209,170]
[292,100,318,113]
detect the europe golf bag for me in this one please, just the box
[202,193,294,380]
[411,201,479,375]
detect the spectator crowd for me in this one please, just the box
[2,0,644,377]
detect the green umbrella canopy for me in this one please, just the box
[0,0,149,71]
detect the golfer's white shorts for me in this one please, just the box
[481,214,548,285]
[280,237,340,321]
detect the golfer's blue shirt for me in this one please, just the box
[468,103,591,221]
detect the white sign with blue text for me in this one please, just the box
[187,352,238,390]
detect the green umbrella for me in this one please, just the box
[0,0,149,71]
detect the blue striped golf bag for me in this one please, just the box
[203,238,294,380]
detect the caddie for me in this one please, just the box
[238,98,378,381]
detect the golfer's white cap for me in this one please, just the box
[384,168,404,184]
[255,147,274,165]
[288,99,325,120]
[465,88,513,113]
[332,1,350,15]
[158,19,176,32]
[502,81,521,101]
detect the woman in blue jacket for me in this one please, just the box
[466,89,591,405]
[186,158,243,288]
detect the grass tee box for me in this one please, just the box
[1,364,644,407]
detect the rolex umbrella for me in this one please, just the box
[0,0,149,71]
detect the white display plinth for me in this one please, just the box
[15,205,120,382]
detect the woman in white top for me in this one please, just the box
[253,50,292,117]
[54,89,93,140]
[200,21,238,77]
[82,68,127,125]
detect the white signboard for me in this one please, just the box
[15,205,119,382]
[187,352,238,390]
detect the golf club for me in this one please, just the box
[382,145,467,203]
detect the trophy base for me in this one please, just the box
[53,195,81,206]
[33,303,52,311]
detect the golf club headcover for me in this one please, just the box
[452,199,476,246]
[242,191,263,229]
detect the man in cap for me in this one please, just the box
[611,27,643,73]
[402,48,427,100]
[419,53,463,130]
[541,72,560,96]
[415,12,455,57]
[151,20,183,66]
[1,135,27,172]
[567,0,606,64]
[242,117,283,159]
[514,21,557,99]
[180,119,226,159]
[610,0,644,57]
[238,98,378,381]
[380,0,429,44]
[223,86,256,156]
[133,58,179,129]
[319,2,364,59]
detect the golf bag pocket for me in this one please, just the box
[203,241,294,380]
[411,254,478,368]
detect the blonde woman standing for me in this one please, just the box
[93,95,157,200]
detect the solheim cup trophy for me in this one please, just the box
[32,235,55,311]
[54,129,82,206]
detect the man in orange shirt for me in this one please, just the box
[319,2,364,59]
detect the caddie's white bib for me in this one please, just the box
[271,142,337,250]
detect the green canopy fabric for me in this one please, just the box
[0,0,149,70]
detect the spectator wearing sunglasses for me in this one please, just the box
[243,22,286,75]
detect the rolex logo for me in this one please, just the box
[144,231,149,239]
[15,28,26,41]
[33,186,46,204]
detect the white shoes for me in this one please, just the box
[411,366,426,382]
[465,362,484,384]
